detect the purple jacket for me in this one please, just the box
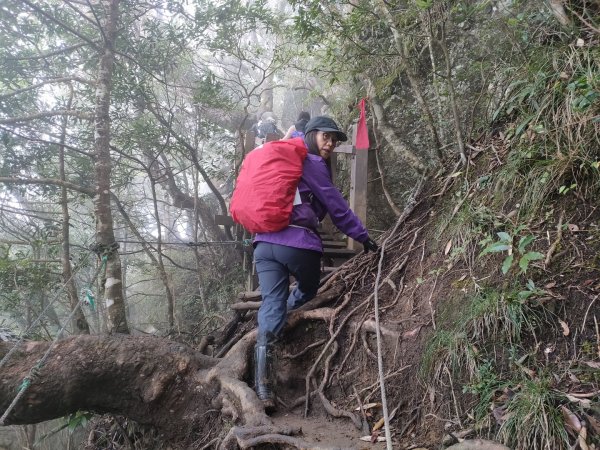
[254,151,369,253]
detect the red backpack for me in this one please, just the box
[230,138,307,233]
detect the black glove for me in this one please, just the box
[362,237,378,253]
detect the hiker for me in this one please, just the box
[253,114,283,140]
[252,116,378,410]
[283,111,311,139]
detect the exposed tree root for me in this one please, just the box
[220,425,311,450]
[304,297,370,417]
[283,339,327,359]
[318,391,363,431]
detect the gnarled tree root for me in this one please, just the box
[220,424,351,450]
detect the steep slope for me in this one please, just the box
[243,141,599,449]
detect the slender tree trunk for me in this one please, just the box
[369,105,402,217]
[59,85,90,334]
[437,21,467,166]
[363,77,428,174]
[373,0,442,161]
[144,102,234,241]
[258,72,275,120]
[425,10,446,146]
[93,0,129,334]
[112,194,175,330]
[149,178,175,330]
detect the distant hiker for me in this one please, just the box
[251,116,378,410]
[253,114,283,140]
[283,111,311,139]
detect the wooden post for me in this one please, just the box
[348,124,368,250]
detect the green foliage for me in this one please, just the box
[479,229,543,275]
[464,360,506,422]
[490,44,600,219]
[423,286,532,381]
[415,0,433,10]
[497,378,569,450]
[0,248,61,320]
[567,74,600,112]
[66,411,92,433]
[437,197,501,268]
[421,284,545,385]
[517,279,545,301]
[192,71,232,109]
[421,329,477,381]
[465,289,528,343]
[467,366,570,450]
[33,411,93,445]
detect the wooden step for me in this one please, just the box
[322,240,347,248]
[323,248,358,258]
[237,290,261,301]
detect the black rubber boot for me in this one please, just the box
[254,344,276,412]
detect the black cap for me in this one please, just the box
[304,116,348,142]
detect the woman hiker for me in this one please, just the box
[253,116,378,410]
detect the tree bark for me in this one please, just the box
[93,0,129,334]
[0,336,221,434]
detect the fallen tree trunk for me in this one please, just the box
[0,284,354,448]
[0,335,270,439]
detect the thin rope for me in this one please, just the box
[0,250,93,372]
[0,255,107,425]
[373,232,395,450]
[372,177,424,450]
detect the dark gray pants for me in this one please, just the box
[254,242,321,346]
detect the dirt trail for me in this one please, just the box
[270,412,388,449]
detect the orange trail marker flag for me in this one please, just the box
[355,98,369,150]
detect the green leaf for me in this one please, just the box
[532,124,546,133]
[518,251,544,272]
[480,243,511,256]
[501,255,514,274]
[518,290,534,300]
[515,115,533,136]
[526,251,544,260]
[517,235,535,253]
[496,232,511,242]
